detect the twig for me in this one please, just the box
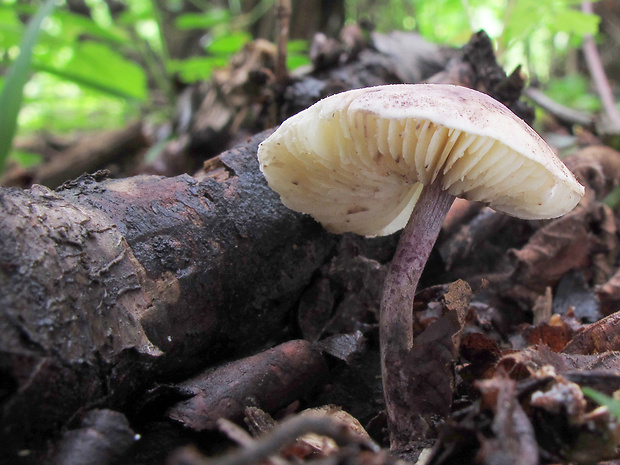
[210,415,379,465]
[217,418,257,448]
[581,0,620,129]
[523,87,594,128]
[216,418,289,465]
[275,0,291,87]
[267,0,292,128]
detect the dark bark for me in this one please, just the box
[245,0,346,41]
[167,340,328,430]
[0,131,335,458]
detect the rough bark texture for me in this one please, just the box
[167,339,328,430]
[0,131,335,457]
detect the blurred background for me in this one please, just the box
[0,0,617,181]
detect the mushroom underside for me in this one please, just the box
[260,111,578,236]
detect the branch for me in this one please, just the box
[524,87,594,128]
[582,0,620,129]
[0,131,336,455]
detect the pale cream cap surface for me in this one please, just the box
[258,84,585,236]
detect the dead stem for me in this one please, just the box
[581,0,620,128]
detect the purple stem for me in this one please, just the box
[379,180,454,448]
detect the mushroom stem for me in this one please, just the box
[379,180,454,448]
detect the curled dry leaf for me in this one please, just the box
[518,295,577,353]
[284,406,372,459]
[508,200,617,307]
[563,311,620,354]
[496,344,620,379]
[597,271,620,316]
[429,357,620,465]
[564,145,620,202]
[443,146,620,317]
[521,321,574,353]
[476,376,539,465]
[510,209,593,296]
[459,331,502,380]
[526,368,620,463]
[396,280,472,441]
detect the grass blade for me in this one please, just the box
[582,387,620,419]
[0,0,57,175]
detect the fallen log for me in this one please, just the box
[0,131,335,459]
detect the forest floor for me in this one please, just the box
[2,26,620,465]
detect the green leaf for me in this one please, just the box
[50,9,127,44]
[603,186,620,210]
[0,5,24,50]
[33,41,147,101]
[207,32,250,55]
[546,74,601,112]
[287,40,309,70]
[582,387,620,419]
[10,150,43,168]
[287,54,310,70]
[0,0,56,175]
[175,9,230,30]
[412,0,471,44]
[502,0,542,44]
[287,39,308,53]
[168,56,227,83]
[18,72,136,134]
[549,9,599,37]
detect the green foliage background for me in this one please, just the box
[0,0,603,172]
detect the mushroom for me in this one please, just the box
[257,84,585,447]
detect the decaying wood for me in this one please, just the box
[1,122,149,189]
[167,340,328,430]
[0,131,335,459]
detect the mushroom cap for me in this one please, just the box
[258,84,585,236]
